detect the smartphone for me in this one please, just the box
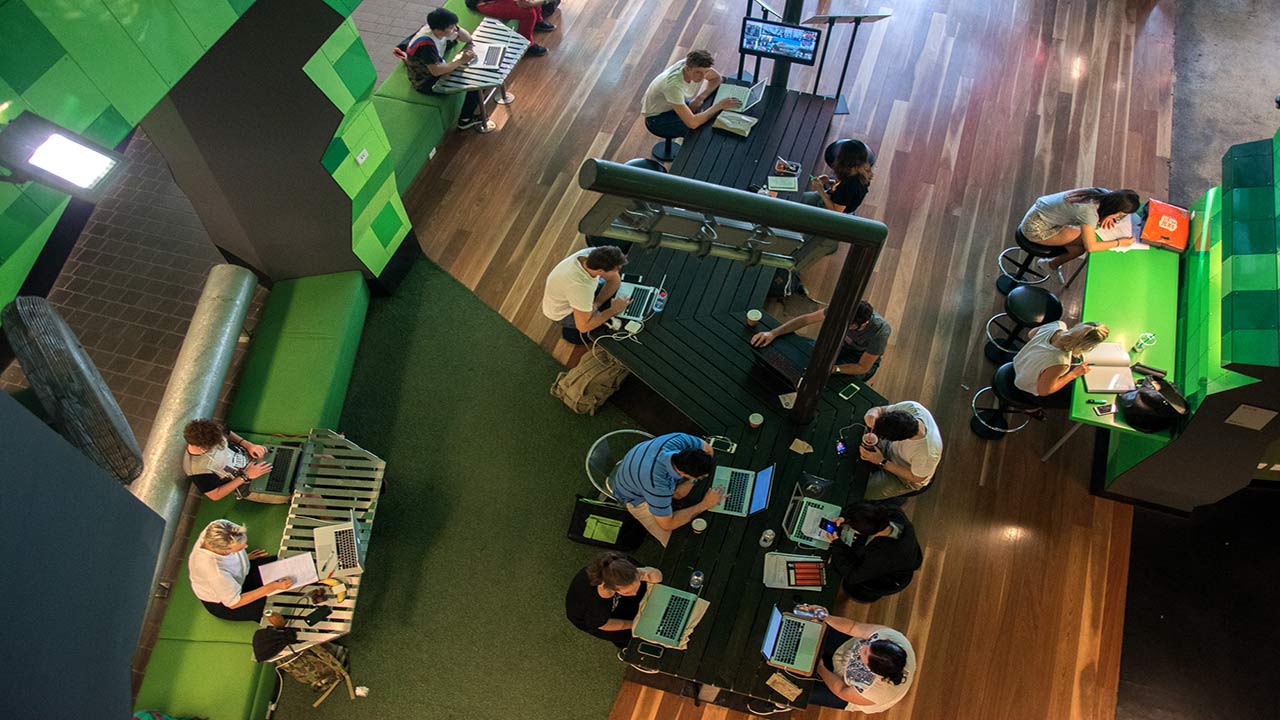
[819,518,838,534]
[1093,403,1116,417]
[304,605,333,626]
[836,439,848,456]
[838,383,862,401]
[637,642,665,658]
[622,273,642,284]
[707,436,737,453]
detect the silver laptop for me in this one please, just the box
[247,443,303,497]
[715,79,766,112]
[616,279,665,322]
[314,508,370,579]
[708,464,774,516]
[782,484,841,550]
[469,42,505,70]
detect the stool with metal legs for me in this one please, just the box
[983,285,1063,365]
[996,228,1067,294]
[970,363,1044,438]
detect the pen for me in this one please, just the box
[1087,399,1106,404]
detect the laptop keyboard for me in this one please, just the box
[774,618,804,664]
[335,528,359,569]
[756,344,805,387]
[656,594,692,639]
[483,44,503,64]
[264,448,296,493]
[726,470,751,511]
[622,287,653,318]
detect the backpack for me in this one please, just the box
[274,643,355,709]
[551,348,630,415]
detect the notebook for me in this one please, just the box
[763,552,826,591]
[1082,342,1136,393]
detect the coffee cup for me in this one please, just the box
[861,432,878,450]
[746,309,763,327]
[748,412,764,428]
[691,518,707,534]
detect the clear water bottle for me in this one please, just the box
[760,529,776,547]
[793,604,828,621]
[690,570,705,589]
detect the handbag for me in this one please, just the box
[1116,376,1189,433]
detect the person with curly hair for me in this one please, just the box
[181,419,279,503]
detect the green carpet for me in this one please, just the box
[276,258,650,719]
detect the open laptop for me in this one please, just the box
[246,443,305,498]
[708,463,774,516]
[616,276,666,322]
[633,584,699,648]
[314,508,370,580]
[715,79,767,113]
[761,606,826,676]
[782,484,841,549]
[469,42,505,70]
[752,344,806,389]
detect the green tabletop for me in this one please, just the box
[1070,247,1180,438]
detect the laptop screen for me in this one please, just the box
[761,606,783,659]
[749,465,773,514]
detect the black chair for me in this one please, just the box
[983,285,1062,365]
[970,363,1044,439]
[649,127,685,163]
[996,228,1067,294]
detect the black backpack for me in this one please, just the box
[1117,376,1188,433]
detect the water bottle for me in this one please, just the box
[793,604,828,621]
[690,570,705,589]
[760,529,776,547]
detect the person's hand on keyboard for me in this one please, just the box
[244,461,274,479]
[699,486,725,511]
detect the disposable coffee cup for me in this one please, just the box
[748,412,765,428]
[746,309,763,327]
[691,518,708,534]
[862,432,878,449]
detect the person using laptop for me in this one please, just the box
[541,245,631,365]
[1019,187,1141,283]
[611,433,722,546]
[182,419,282,503]
[464,0,554,56]
[641,50,740,139]
[392,8,491,134]
[188,519,294,623]
[564,552,663,652]
[860,402,943,500]
[820,501,923,602]
[808,613,916,713]
[750,300,891,382]
[1012,321,1111,402]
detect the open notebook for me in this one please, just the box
[1082,343,1136,393]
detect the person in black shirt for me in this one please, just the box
[565,552,662,651]
[393,8,491,133]
[807,138,876,215]
[819,500,923,602]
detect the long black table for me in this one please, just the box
[608,88,887,707]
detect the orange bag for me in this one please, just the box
[1140,199,1190,253]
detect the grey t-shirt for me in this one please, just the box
[839,313,891,364]
[1028,189,1101,229]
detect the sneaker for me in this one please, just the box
[534,20,556,32]
[1035,257,1065,284]
[746,700,792,716]
[456,116,483,130]
[527,43,548,57]
[617,649,660,673]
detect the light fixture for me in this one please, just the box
[0,111,126,202]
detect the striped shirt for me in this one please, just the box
[611,433,704,517]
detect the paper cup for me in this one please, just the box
[691,518,708,534]
[862,432,878,449]
[748,413,765,428]
[746,309,763,327]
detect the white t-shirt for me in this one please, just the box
[831,628,917,713]
[542,248,598,321]
[188,522,250,606]
[641,60,703,117]
[183,439,249,479]
[883,401,943,482]
[1013,322,1071,396]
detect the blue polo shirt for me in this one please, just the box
[612,433,705,517]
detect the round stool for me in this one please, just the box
[624,157,668,173]
[983,285,1062,364]
[996,229,1067,294]
[970,363,1043,439]
[650,134,682,162]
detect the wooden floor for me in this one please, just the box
[402,1,1174,718]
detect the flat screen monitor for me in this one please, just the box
[739,17,822,66]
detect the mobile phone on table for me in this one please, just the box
[819,518,838,534]
[707,436,737,453]
[836,439,848,456]
[304,605,333,626]
[1093,403,1116,417]
[637,642,665,658]
[838,383,862,401]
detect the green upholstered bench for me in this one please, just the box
[226,271,369,436]
[374,0,517,192]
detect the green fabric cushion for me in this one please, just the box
[227,272,369,435]
[158,499,290,643]
[135,639,273,720]
[373,95,447,193]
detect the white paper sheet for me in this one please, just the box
[257,551,318,593]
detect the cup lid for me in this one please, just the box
[747,309,763,319]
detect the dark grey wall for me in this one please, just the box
[143,0,356,282]
[0,392,163,715]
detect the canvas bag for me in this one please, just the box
[551,348,630,414]
[275,642,356,709]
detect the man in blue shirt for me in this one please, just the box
[611,433,722,546]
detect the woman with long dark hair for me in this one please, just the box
[807,613,916,712]
[807,138,876,215]
[1019,187,1141,282]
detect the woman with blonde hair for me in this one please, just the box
[188,519,293,622]
[1012,321,1111,398]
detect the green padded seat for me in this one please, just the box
[227,272,369,436]
[157,499,290,644]
[135,639,274,720]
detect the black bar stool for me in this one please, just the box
[996,228,1066,294]
[983,285,1062,364]
[649,130,683,163]
[970,363,1043,439]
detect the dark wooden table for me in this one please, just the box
[608,88,888,707]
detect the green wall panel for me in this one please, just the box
[304,52,356,113]
[169,0,239,49]
[104,0,205,85]
[83,105,133,147]
[0,196,68,315]
[0,1,66,94]
[333,36,376,101]
[20,56,111,134]
[0,76,29,125]
[227,0,256,15]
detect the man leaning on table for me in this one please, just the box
[393,7,492,134]
[641,50,740,137]
[610,433,723,546]
[859,401,943,500]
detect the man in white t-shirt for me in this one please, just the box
[641,50,739,141]
[860,401,943,500]
[542,245,632,362]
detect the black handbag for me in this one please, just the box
[1116,376,1189,433]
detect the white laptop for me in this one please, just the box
[616,278,666,322]
[314,508,370,579]
[469,42,505,70]
[714,79,767,113]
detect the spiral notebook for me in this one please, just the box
[1082,342,1136,393]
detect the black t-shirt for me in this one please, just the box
[830,175,869,215]
[829,511,923,587]
[564,566,646,634]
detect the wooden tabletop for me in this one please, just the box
[607,87,888,706]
